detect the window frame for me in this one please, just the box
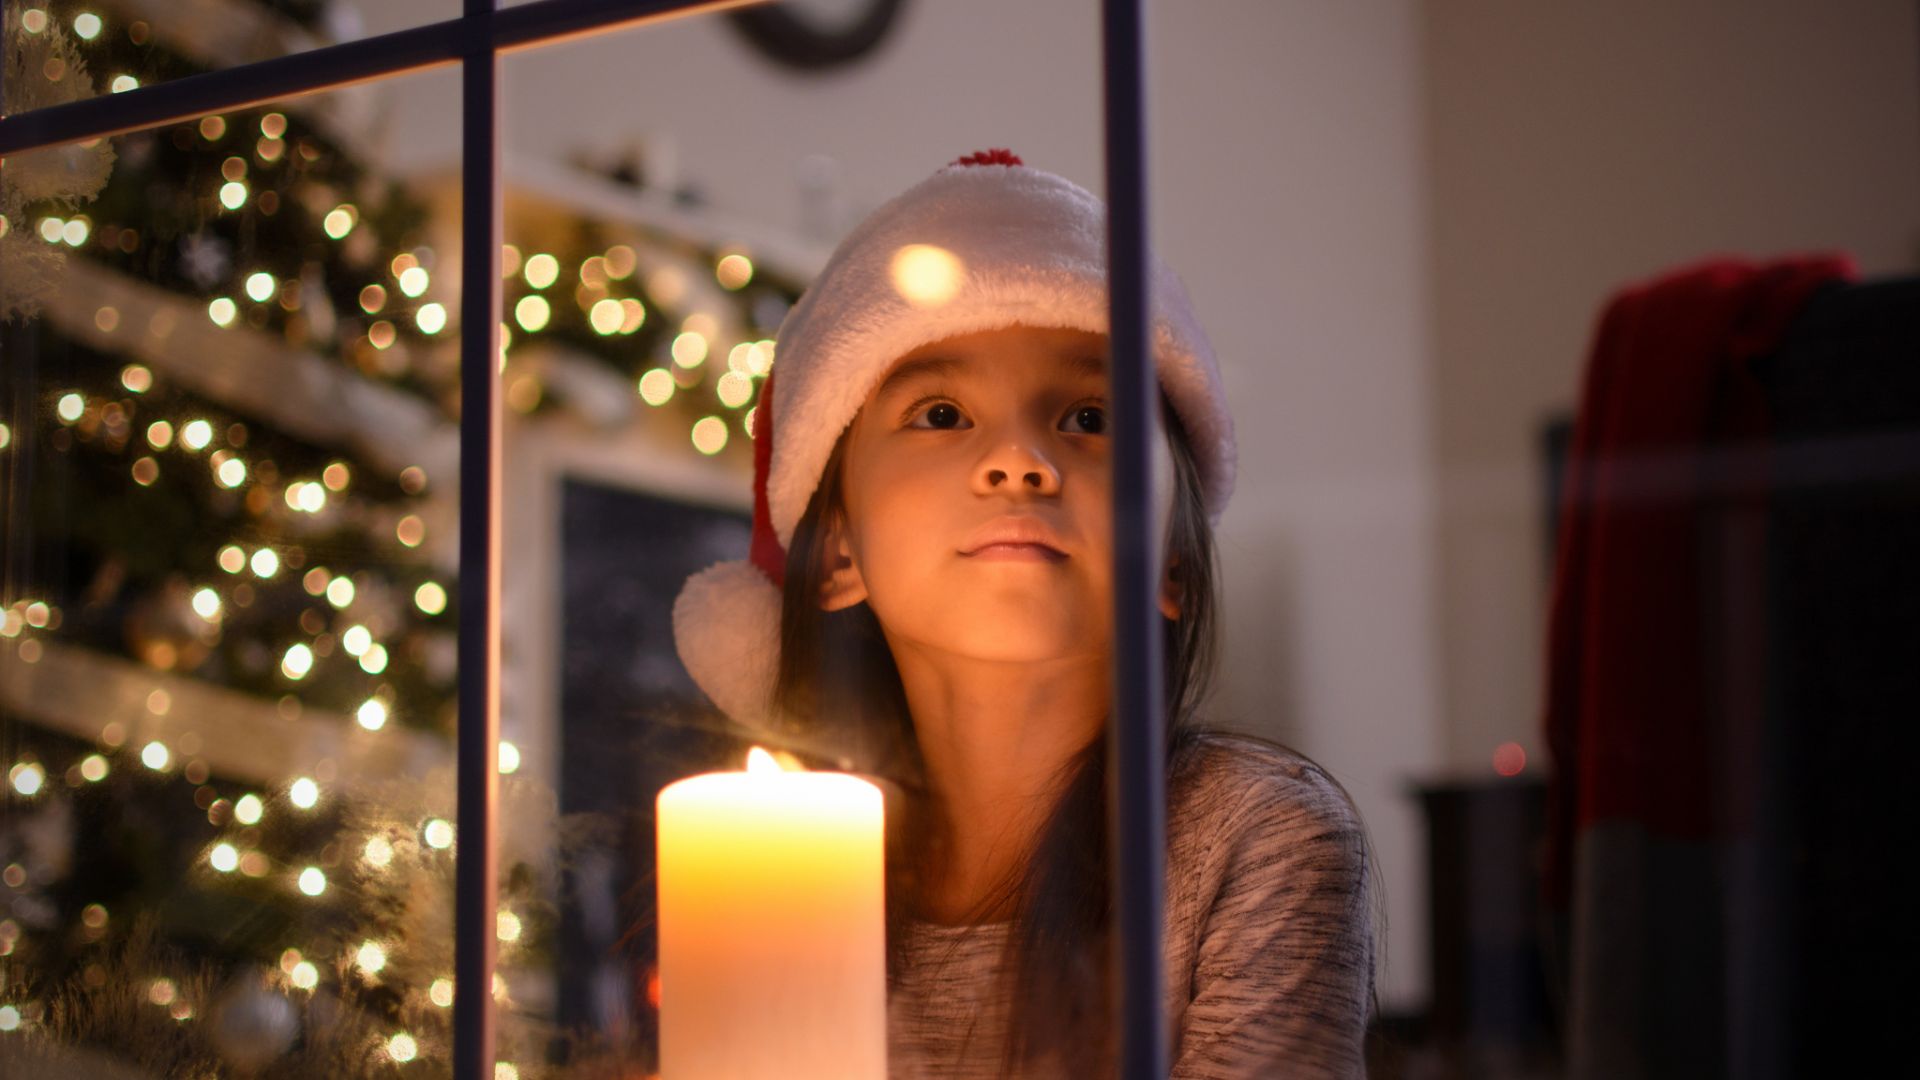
[0,1,1169,1075]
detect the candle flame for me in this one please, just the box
[744,746,805,774]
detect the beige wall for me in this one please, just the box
[1424,0,1920,776]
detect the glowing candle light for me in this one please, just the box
[655,747,885,1078]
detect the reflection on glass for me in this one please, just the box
[0,1,451,108]
[0,57,482,1074]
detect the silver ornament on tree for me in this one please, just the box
[207,972,301,1073]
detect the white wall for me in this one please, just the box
[354,0,1445,1014]
[1424,0,1920,774]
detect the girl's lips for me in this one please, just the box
[962,542,1068,563]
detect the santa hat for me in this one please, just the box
[671,148,1237,737]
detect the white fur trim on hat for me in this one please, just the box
[765,161,1237,553]
[671,558,783,731]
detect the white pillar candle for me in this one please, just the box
[656,747,887,1079]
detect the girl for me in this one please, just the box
[672,149,1382,1078]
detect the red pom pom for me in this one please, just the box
[949,148,1023,168]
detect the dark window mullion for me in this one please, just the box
[1102,1,1167,1077]
[455,3,504,1079]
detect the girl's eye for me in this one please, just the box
[906,400,970,430]
[1062,403,1108,435]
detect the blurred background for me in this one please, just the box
[1,1,1915,1077]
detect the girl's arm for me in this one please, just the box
[1170,766,1377,1079]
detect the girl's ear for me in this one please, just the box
[816,513,869,612]
[1158,553,1182,621]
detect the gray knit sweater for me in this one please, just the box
[886,731,1378,1079]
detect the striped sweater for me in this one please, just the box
[886,731,1378,1079]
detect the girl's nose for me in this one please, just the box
[973,436,1062,498]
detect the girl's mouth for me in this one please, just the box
[961,542,1068,563]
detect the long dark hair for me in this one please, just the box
[764,387,1383,1073]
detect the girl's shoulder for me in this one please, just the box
[1169,728,1367,849]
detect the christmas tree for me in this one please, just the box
[1,2,805,1074]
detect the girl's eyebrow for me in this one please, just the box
[1064,353,1108,381]
[875,355,966,401]
[874,350,1108,402]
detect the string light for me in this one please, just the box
[395,515,425,547]
[363,836,393,869]
[326,576,355,609]
[234,794,263,825]
[414,581,447,615]
[216,456,248,488]
[191,588,222,620]
[55,392,83,423]
[588,298,623,335]
[181,419,214,450]
[245,272,275,302]
[619,298,646,333]
[386,1032,418,1063]
[209,843,238,873]
[323,206,355,239]
[356,698,388,731]
[355,941,387,975]
[416,303,446,335]
[715,252,754,290]
[498,741,520,774]
[422,819,454,850]
[281,644,313,680]
[397,266,429,298]
[638,369,674,406]
[717,371,753,408]
[140,741,170,771]
[8,762,44,797]
[121,365,153,392]
[288,777,318,809]
[691,416,728,455]
[296,867,326,896]
[429,978,455,1007]
[523,253,558,289]
[671,331,709,368]
[513,295,550,332]
[207,297,237,327]
[289,960,319,990]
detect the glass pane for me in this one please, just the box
[483,3,1199,1077]
[2,2,456,109]
[1,67,464,1076]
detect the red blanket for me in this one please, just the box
[1540,252,1859,910]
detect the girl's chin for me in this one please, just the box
[931,620,1101,662]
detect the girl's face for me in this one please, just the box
[816,323,1179,664]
